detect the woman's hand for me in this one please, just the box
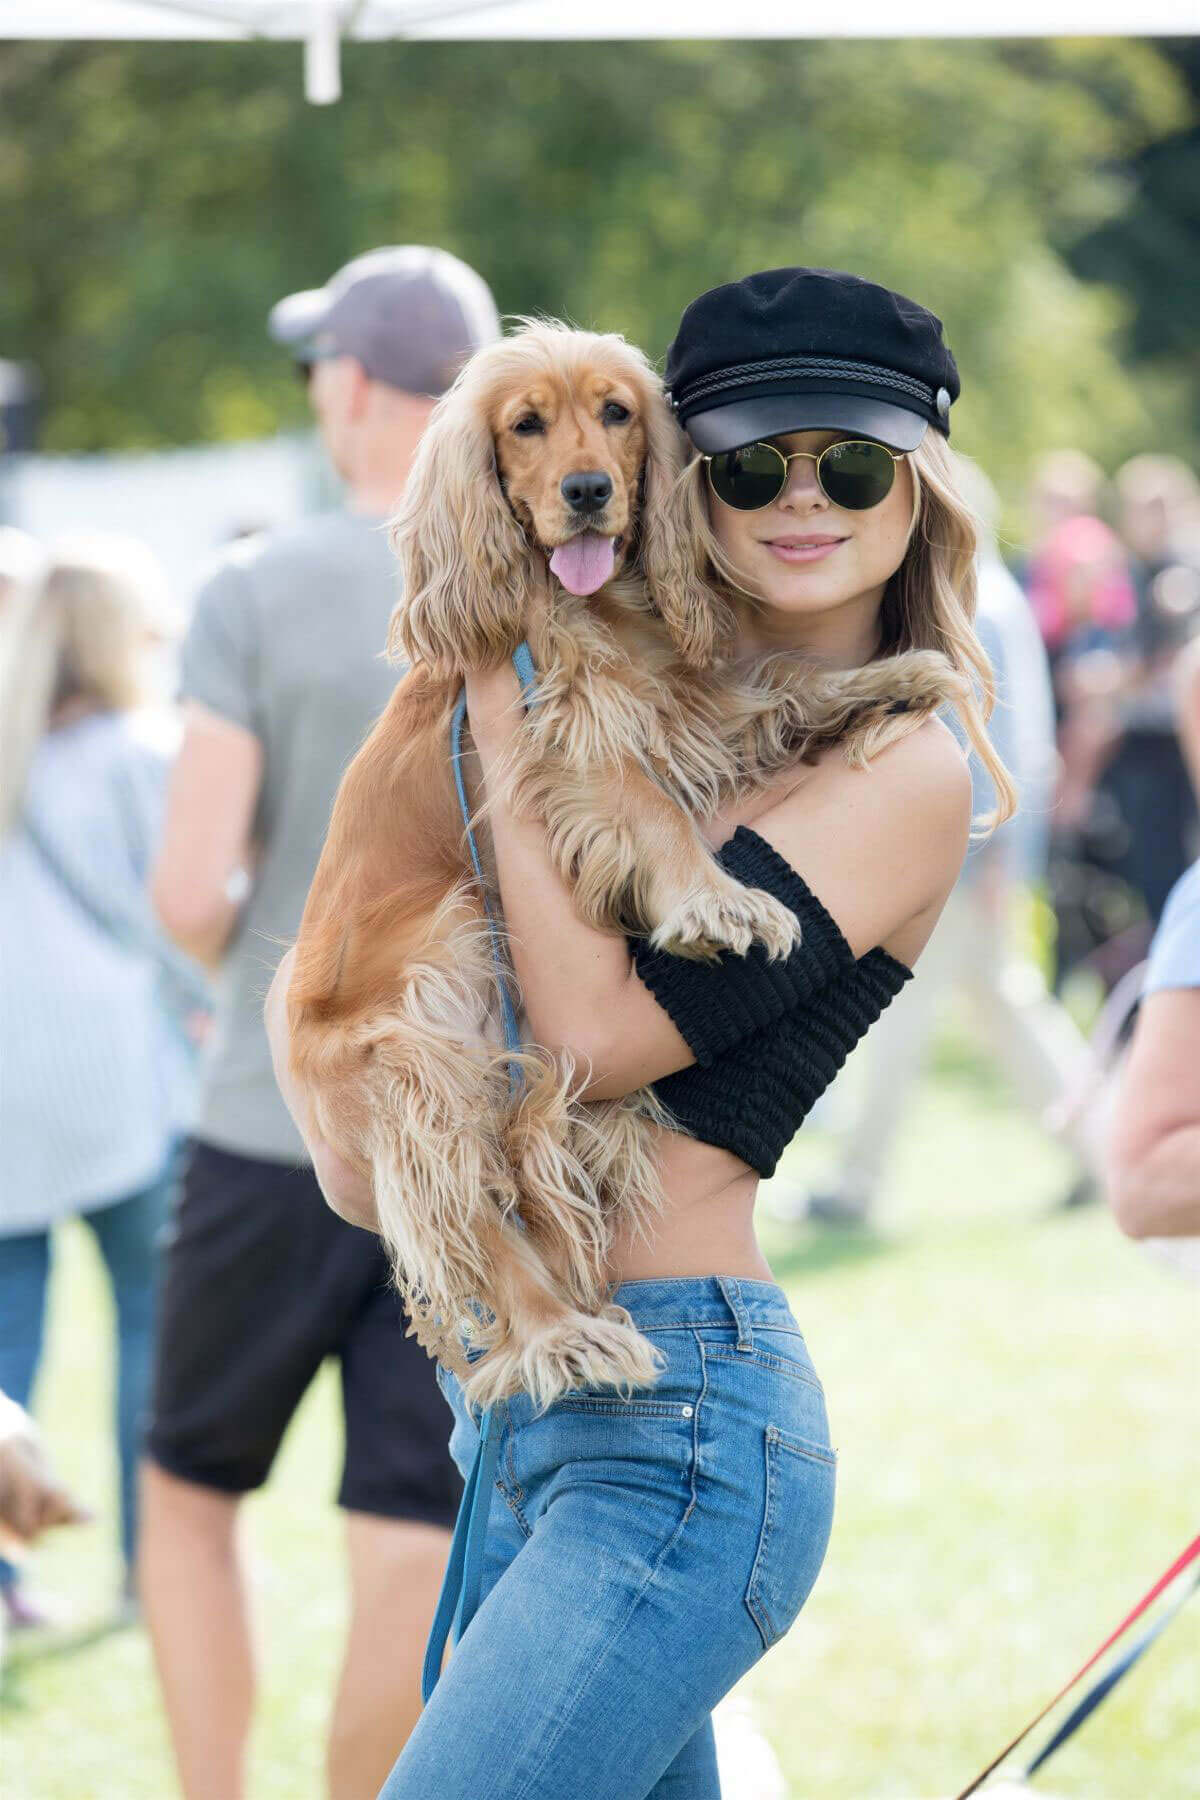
[264,949,380,1232]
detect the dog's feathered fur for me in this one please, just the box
[288,322,964,1408]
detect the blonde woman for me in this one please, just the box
[0,536,204,1627]
[270,269,1013,1798]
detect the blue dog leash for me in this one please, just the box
[445,641,538,1092]
[421,639,539,1704]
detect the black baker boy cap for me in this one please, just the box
[666,267,960,455]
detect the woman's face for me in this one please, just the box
[706,429,918,657]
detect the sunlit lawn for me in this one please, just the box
[4,1031,1197,1799]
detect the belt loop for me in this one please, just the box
[717,1276,754,1351]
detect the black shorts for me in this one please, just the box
[146,1140,462,1528]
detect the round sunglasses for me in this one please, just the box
[704,437,906,513]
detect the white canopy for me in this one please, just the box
[9,0,1195,102]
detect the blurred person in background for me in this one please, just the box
[1016,447,1106,596]
[0,525,45,614]
[786,462,1102,1226]
[1027,513,1137,690]
[1036,514,1136,835]
[1033,513,1145,988]
[1095,455,1200,927]
[141,247,499,1800]
[0,536,203,1631]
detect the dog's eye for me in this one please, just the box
[512,414,545,436]
[602,401,631,426]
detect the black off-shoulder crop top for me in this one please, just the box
[630,826,912,1177]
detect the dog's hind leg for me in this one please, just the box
[347,897,657,1408]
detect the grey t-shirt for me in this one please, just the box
[180,509,401,1162]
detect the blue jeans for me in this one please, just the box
[0,1158,175,1587]
[379,1276,836,1800]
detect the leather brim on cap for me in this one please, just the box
[684,392,928,455]
[267,289,334,348]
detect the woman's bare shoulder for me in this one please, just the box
[748,714,973,963]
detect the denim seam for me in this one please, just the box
[611,1318,804,1335]
[508,1341,706,1800]
[688,1328,708,1509]
[745,1428,779,1650]
[551,1400,684,1419]
[499,1413,533,1539]
[772,1424,837,1469]
[703,1348,824,1393]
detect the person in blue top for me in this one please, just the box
[270,268,1014,1798]
[0,535,204,1629]
[1109,859,1200,1249]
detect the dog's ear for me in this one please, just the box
[388,367,530,678]
[638,385,733,668]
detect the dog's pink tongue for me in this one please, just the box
[549,532,617,597]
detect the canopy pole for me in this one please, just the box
[305,0,341,103]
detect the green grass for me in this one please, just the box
[3,1035,1197,1799]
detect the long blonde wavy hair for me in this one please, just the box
[681,427,1017,828]
[0,535,176,837]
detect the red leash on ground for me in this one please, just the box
[953,1530,1200,1799]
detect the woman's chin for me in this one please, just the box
[756,571,852,616]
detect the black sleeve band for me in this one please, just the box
[630,825,857,1066]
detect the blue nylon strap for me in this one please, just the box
[420,1408,503,1703]
[422,640,539,1707]
[1024,1569,1200,1778]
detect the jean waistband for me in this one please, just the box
[609,1275,798,1342]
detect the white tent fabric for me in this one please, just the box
[9,0,1196,103]
[15,0,1199,36]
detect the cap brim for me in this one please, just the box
[684,393,928,455]
[267,289,334,349]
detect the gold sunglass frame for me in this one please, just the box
[703,438,907,512]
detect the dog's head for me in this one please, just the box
[390,320,724,675]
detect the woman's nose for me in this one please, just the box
[779,456,826,507]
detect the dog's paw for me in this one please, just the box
[650,881,801,962]
[461,1307,663,1412]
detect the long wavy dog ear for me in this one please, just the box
[637,376,733,668]
[388,361,530,679]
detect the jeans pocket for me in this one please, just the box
[744,1425,837,1652]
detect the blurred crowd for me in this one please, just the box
[2,251,1198,1798]
[1022,449,1200,988]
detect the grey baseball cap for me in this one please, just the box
[268,245,500,396]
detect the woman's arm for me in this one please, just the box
[264,950,380,1230]
[464,660,972,1102]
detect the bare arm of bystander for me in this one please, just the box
[1108,988,1200,1238]
[150,701,262,966]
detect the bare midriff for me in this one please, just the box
[604,1125,774,1287]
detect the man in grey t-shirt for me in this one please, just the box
[143,248,500,1800]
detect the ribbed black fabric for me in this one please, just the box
[650,948,911,1177]
[630,824,913,1177]
[631,826,858,1067]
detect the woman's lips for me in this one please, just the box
[761,536,847,564]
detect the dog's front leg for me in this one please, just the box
[514,747,801,962]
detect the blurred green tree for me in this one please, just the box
[1063,40,1199,409]
[0,36,1193,513]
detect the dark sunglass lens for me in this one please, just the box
[819,440,896,510]
[709,443,786,511]
[295,360,314,386]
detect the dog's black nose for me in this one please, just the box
[561,471,613,513]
